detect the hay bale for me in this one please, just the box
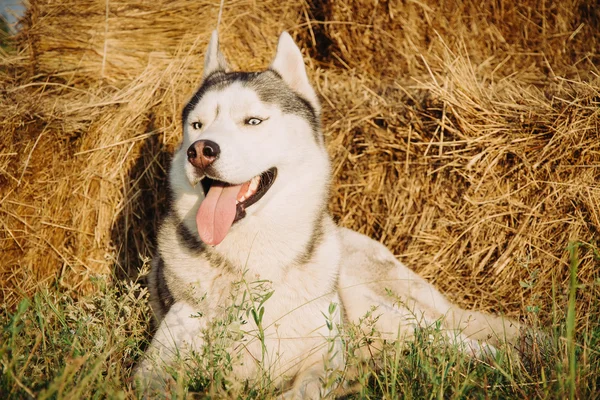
[19,0,306,85]
[306,0,599,80]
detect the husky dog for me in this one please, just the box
[135,31,524,398]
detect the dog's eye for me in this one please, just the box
[246,118,262,126]
[191,121,203,130]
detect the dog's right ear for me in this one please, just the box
[203,30,228,78]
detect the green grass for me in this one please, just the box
[1,275,150,399]
[1,246,599,399]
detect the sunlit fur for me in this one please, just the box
[135,31,524,399]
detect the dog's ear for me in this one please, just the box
[270,32,319,112]
[203,30,228,78]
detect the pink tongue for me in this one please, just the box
[197,183,243,245]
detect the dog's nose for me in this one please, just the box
[187,140,220,169]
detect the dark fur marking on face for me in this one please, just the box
[182,71,258,125]
[250,70,320,139]
[182,70,322,143]
[155,256,175,315]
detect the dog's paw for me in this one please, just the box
[280,370,330,400]
[280,386,321,400]
[133,360,177,398]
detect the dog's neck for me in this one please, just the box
[169,151,331,281]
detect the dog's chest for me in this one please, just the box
[167,253,340,379]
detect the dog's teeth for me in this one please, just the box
[237,175,262,203]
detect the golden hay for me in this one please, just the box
[319,65,600,320]
[308,0,599,79]
[1,0,599,331]
[20,0,306,85]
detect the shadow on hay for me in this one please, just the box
[110,122,171,282]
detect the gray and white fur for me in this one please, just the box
[135,31,524,398]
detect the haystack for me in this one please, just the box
[21,0,306,85]
[309,0,599,80]
[1,0,599,332]
[320,65,600,321]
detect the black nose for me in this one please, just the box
[187,140,220,169]
[202,140,219,158]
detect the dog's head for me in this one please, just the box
[172,31,329,246]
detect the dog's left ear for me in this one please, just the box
[270,32,319,112]
[203,30,228,78]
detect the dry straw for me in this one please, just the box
[1,0,599,332]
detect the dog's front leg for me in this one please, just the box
[135,301,205,393]
[281,336,345,400]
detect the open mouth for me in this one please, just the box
[201,167,277,222]
[196,168,277,246]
